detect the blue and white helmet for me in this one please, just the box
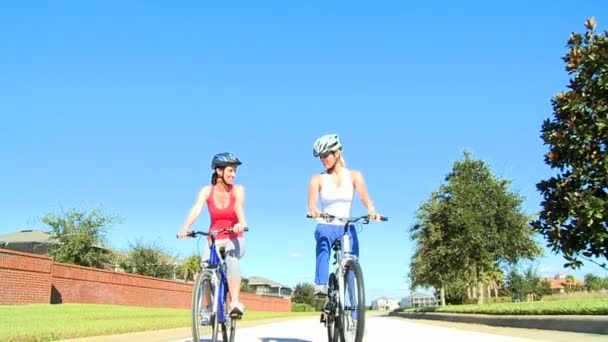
[313,134,342,157]
[211,152,242,169]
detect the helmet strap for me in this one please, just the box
[216,167,234,190]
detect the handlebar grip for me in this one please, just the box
[380,216,388,221]
[306,214,313,218]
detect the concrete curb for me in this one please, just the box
[388,311,608,335]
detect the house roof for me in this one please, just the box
[0,229,109,251]
[0,229,55,245]
[247,276,292,289]
[403,292,436,299]
[542,275,585,290]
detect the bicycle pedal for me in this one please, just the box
[229,310,243,319]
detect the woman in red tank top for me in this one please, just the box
[177,152,248,316]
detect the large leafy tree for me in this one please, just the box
[410,151,542,304]
[120,239,176,279]
[291,282,316,306]
[533,17,608,270]
[409,191,471,306]
[42,207,120,268]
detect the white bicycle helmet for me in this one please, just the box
[313,134,342,157]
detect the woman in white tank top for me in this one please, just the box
[306,133,383,293]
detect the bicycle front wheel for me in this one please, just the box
[339,259,365,342]
[327,273,340,342]
[192,272,218,342]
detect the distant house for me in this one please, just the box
[542,273,585,294]
[371,296,399,311]
[0,228,112,256]
[0,229,119,272]
[247,276,293,299]
[400,292,437,308]
[0,229,56,255]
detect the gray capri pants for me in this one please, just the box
[202,237,246,280]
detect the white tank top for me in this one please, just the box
[319,168,354,224]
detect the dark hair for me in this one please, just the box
[211,171,219,185]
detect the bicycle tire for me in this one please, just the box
[326,273,340,342]
[227,316,237,342]
[338,259,365,342]
[191,272,219,342]
[220,301,229,341]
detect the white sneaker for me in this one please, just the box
[314,284,327,295]
[200,307,213,325]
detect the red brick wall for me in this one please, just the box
[51,262,193,309]
[0,249,52,304]
[0,248,291,312]
[241,292,292,312]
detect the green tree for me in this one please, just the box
[42,207,120,268]
[533,17,608,270]
[409,191,468,306]
[181,254,201,282]
[507,266,552,301]
[565,274,576,293]
[486,263,505,298]
[120,239,175,279]
[522,267,542,301]
[240,278,254,293]
[505,268,524,301]
[584,273,605,291]
[411,151,542,304]
[291,282,315,306]
[539,279,553,298]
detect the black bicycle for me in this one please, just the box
[307,213,387,342]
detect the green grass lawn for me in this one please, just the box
[399,298,608,315]
[0,304,319,342]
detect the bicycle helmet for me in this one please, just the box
[211,152,242,169]
[313,134,342,157]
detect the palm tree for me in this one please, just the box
[565,275,575,293]
[181,254,201,283]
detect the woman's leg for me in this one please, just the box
[221,237,246,314]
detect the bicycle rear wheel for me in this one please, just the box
[192,272,219,342]
[338,259,365,342]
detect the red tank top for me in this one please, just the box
[207,185,242,239]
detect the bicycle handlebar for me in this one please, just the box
[306,213,388,223]
[177,227,249,239]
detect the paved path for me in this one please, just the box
[62,314,608,342]
[173,315,539,342]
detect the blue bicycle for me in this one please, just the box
[186,227,247,342]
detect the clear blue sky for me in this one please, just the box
[1,1,607,303]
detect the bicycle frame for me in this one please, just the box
[188,227,248,328]
[308,213,387,342]
[205,232,230,324]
